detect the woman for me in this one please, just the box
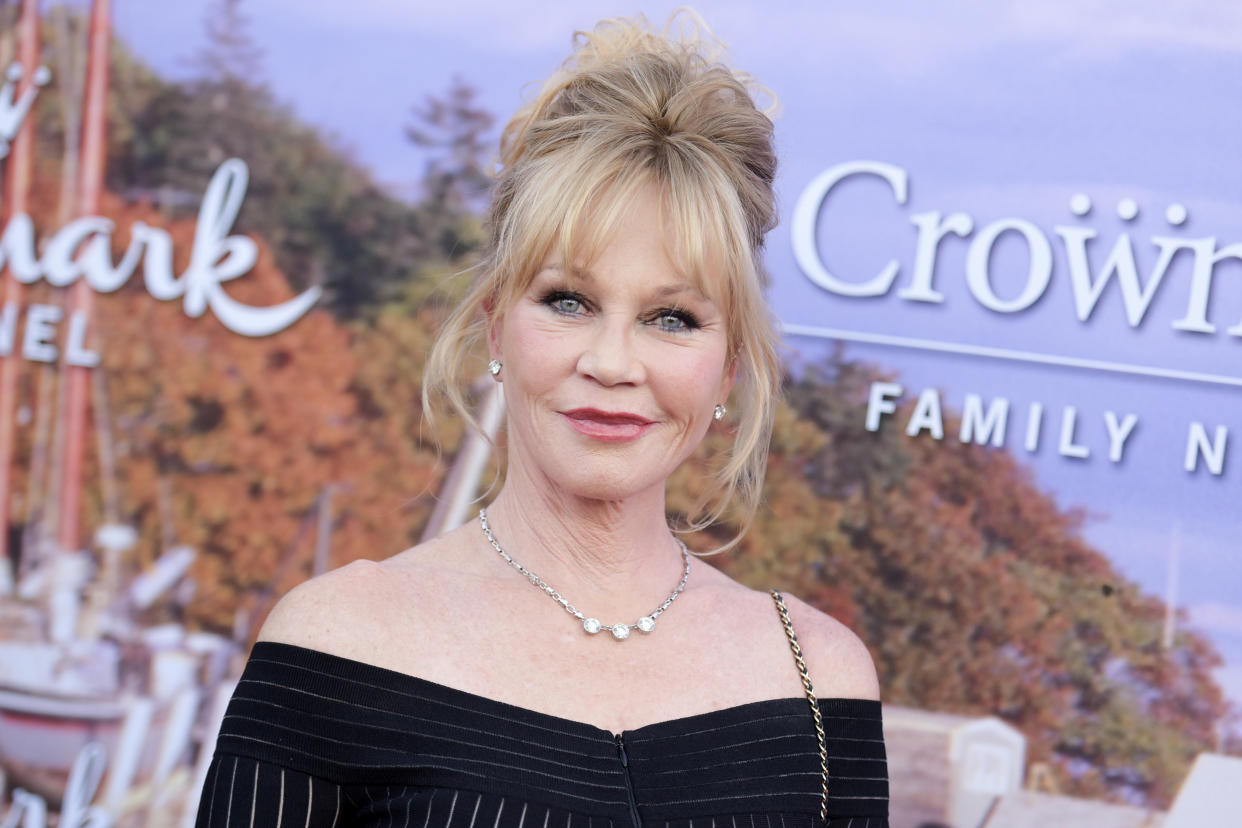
[197,12,888,828]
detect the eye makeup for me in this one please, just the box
[536,287,703,333]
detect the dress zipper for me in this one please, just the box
[615,733,642,828]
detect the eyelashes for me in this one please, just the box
[542,290,586,316]
[537,289,702,333]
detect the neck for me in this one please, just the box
[481,463,688,622]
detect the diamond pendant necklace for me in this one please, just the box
[478,508,691,640]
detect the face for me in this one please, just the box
[489,185,736,503]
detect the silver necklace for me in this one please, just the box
[478,508,691,640]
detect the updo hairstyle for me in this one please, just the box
[424,11,783,548]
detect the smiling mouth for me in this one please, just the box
[561,409,657,442]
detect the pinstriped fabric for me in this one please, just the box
[195,643,888,827]
[623,703,886,820]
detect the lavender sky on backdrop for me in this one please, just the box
[111,0,1242,704]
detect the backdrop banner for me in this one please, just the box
[0,1,1238,824]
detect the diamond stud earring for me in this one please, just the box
[713,404,727,421]
[488,359,502,377]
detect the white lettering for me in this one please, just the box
[43,217,108,287]
[1185,423,1228,474]
[1162,236,1242,336]
[168,159,323,335]
[960,393,1009,447]
[966,218,1053,313]
[0,301,16,355]
[1024,402,1043,452]
[1103,412,1139,462]
[906,389,944,439]
[792,164,1242,342]
[0,160,321,339]
[0,213,41,283]
[1057,227,1175,326]
[861,389,1159,471]
[866,381,903,431]
[65,311,99,368]
[0,62,51,158]
[82,224,144,293]
[1058,406,1089,459]
[793,161,908,297]
[21,303,61,363]
[901,210,972,303]
[183,158,258,317]
[134,221,180,301]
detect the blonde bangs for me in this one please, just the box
[492,153,655,310]
[500,157,746,314]
[662,146,756,355]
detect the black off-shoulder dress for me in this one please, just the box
[197,638,889,828]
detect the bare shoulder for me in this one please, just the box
[255,557,398,655]
[777,591,881,702]
[256,527,474,662]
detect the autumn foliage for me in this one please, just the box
[5,186,449,639]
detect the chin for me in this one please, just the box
[540,454,671,503]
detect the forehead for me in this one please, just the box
[534,182,725,302]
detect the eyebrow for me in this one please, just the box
[537,264,710,302]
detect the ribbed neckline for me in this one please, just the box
[250,640,882,741]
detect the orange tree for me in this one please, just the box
[86,195,447,635]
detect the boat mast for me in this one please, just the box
[27,4,87,573]
[56,0,111,555]
[0,0,41,581]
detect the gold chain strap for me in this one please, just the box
[770,589,829,824]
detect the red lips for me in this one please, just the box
[561,408,656,442]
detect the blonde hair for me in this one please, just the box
[424,10,782,550]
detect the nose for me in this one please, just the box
[577,316,646,386]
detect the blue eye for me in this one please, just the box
[657,313,687,331]
[555,296,583,314]
[541,290,586,315]
[651,309,700,333]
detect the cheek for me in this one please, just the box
[652,346,729,419]
[502,315,577,389]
